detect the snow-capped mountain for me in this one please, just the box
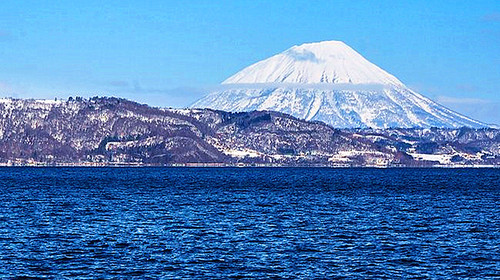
[192,41,487,128]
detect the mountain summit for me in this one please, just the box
[193,41,487,128]
[223,41,403,86]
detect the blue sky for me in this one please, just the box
[0,0,499,124]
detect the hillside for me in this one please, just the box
[0,97,498,166]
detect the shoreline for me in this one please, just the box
[0,162,498,168]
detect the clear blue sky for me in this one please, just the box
[0,0,499,124]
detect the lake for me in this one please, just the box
[0,167,499,279]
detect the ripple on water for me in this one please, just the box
[0,167,499,279]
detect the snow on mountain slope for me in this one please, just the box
[223,41,403,86]
[192,41,488,128]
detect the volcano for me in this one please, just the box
[192,41,487,128]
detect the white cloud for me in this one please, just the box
[436,95,500,126]
[213,82,388,91]
[435,96,490,105]
[0,82,18,96]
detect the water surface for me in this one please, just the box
[0,167,499,279]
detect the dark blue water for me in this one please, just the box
[0,168,499,279]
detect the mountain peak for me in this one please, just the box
[194,41,488,129]
[222,40,403,86]
[287,40,352,56]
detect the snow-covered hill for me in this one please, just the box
[192,41,488,129]
[0,97,497,166]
